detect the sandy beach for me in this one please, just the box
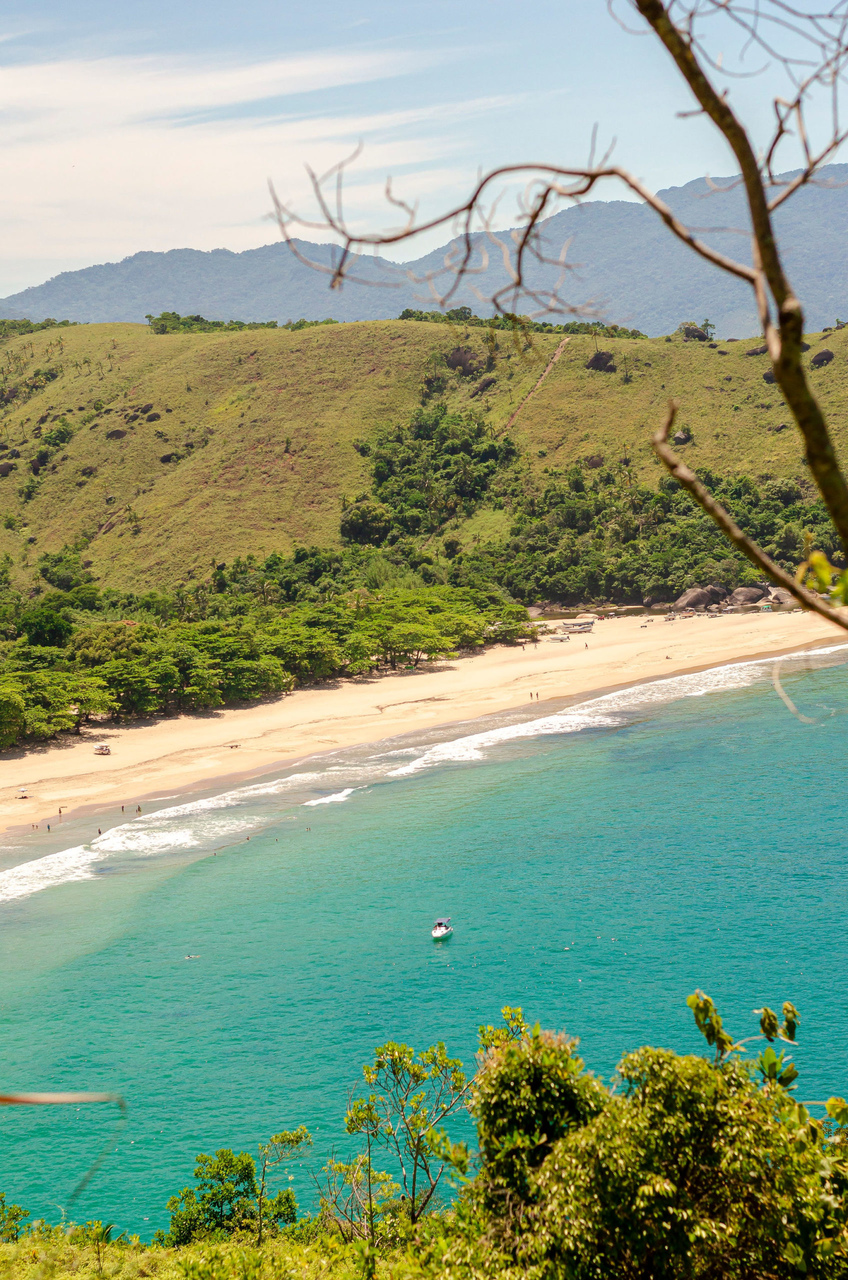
[0,609,844,836]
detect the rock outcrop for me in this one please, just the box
[586,351,616,372]
[811,348,834,368]
[768,587,795,604]
[727,585,765,604]
[673,584,727,610]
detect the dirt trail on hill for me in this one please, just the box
[504,336,570,430]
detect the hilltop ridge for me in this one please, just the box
[2,166,848,336]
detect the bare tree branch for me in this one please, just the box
[653,402,848,632]
[273,0,848,612]
[635,0,848,558]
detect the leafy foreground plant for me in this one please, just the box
[428,995,848,1279]
[5,997,848,1278]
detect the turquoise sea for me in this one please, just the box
[2,645,848,1237]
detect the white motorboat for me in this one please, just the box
[431,917,453,939]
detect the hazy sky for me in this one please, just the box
[0,0,842,295]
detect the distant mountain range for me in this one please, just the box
[2,166,847,337]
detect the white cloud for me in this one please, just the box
[0,47,518,293]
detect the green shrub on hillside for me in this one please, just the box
[398,308,646,338]
[157,1149,297,1246]
[0,319,74,342]
[345,404,518,542]
[144,312,340,334]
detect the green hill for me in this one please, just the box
[0,317,844,591]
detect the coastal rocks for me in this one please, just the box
[811,348,834,368]
[769,587,795,604]
[586,351,616,372]
[673,584,726,610]
[727,585,765,604]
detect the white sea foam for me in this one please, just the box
[386,646,848,778]
[303,788,356,806]
[0,845,99,903]
[387,711,622,776]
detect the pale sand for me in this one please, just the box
[1,610,844,835]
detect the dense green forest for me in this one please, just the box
[3,992,848,1276]
[339,392,839,603]
[0,567,531,746]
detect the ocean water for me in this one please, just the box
[2,645,848,1236]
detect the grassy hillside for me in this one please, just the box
[0,317,845,593]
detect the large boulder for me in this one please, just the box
[682,325,708,342]
[728,585,766,604]
[586,350,616,373]
[812,348,834,368]
[768,587,795,604]
[674,587,714,610]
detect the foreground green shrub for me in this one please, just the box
[433,996,848,1279]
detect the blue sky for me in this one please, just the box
[0,0,841,295]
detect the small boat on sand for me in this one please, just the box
[432,917,453,939]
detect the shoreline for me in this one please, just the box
[0,610,845,838]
